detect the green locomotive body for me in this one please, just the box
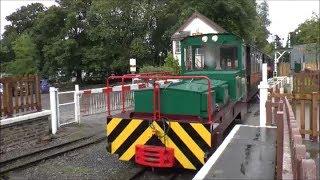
[106,33,270,170]
[133,33,249,118]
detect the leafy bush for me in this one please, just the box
[164,52,181,75]
[139,65,174,74]
[139,53,181,75]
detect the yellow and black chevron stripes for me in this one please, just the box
[105,118,212,170]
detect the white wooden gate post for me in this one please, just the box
[49,87,58,134]
[74,84,80,123]
[258,63,269,127]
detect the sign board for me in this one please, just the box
[130,58,136,73]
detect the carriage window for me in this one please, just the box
[220,46,238,70]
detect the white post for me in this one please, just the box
[74,85,80,123]
[49,87,58,134]
[130,58,136,84]
[302,62,306,71]
[258,63,269,127]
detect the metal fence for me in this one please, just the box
[49,84,137,134]
[80,88,134,116]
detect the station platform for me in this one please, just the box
[193,124,277,180]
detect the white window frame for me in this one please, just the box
[175,41,181,53]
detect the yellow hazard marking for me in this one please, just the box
[106,118,122,136]
[111,119,142,153]
[170,122,205,164]
[152,122,196,170]
[190,123,211,146]
[119,127,153,161]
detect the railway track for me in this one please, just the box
[0,133,106,174]
[129,167,194,180]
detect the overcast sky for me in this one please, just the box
[1,0,319,44]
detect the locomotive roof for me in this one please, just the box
[181,33,272,58]
[180,32,243,42]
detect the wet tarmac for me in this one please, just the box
[205,126,276,179]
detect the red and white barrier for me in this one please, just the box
[49,79,181,132]
[79,83,147,116]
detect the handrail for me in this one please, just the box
[106,74,214,123]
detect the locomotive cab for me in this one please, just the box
[181,33,248,104]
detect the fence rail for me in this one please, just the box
[278,63,290,77]
[80,88,134,116]
[0,75,41,119]
[293,70,320,94]
[267,94,319,140]
[271,96,317,180]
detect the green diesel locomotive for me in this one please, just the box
[105,33,270,170]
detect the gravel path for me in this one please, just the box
[4,141,141,180]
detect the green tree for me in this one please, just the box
[1,0,271,81]
[164,52,181,75]
[255,0,271,53]
[6,34,39,75]
[290,14,320,68]
[31,5,67,73]
[43,38,79,81]
[2,3,46,64]
[4,3,45,34]
[290,14,320,45]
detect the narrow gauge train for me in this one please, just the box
[105,33,271,170]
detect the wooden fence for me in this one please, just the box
[305,62,319,71]
[293,70,320,94]
[278,63,291,77]
[267,70,320,141]
[268,96,317,180]
[293,70,319,140]
[0,75,41,119]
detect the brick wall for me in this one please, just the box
[0,113,50,154]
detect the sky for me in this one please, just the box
[1,0,319,45]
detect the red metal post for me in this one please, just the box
[153,83,161,120]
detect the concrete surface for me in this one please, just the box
[201,126,276,180]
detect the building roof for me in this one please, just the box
[171,11,227,40]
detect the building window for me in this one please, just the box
[175,41,181,53]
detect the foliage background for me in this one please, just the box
[0,0,285,83]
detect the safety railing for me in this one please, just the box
[106,74,214,122]
[0,75,41,119]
